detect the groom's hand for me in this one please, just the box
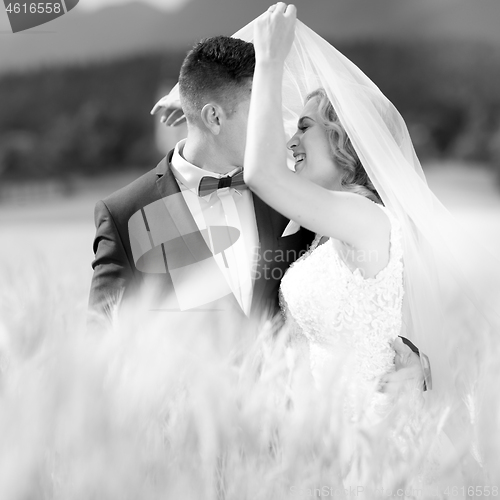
[150,94,185,127]
[379,337,425,394]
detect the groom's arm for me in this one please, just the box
[87,200,135,330]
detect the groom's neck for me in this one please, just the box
[182,134,237,175]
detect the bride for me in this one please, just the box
[245,3,431,486]
[244,3,500,489]
[245,6,408,420]
[154,1,499,489]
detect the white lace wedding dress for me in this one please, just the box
[279,204,465,495]
[280,204,404,423]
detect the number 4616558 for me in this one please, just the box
[5,3,62,14]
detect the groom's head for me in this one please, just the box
[179,36,255,124]
[179,36,255,163]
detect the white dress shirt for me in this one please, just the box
[281,219,301,237]
[170,139,259,315]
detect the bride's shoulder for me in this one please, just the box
[353,195,392,246]
[373,203,401,233]
[372,204,404,259]
[320,191,391,250]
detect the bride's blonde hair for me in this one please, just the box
[307,88,381,204]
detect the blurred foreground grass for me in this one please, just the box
[0,162,499,498]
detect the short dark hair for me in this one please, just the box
[179,36,255,123]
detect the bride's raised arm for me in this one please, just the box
[243,3,389,250]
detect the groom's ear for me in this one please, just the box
[200,103,222,135]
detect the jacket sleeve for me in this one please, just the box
[87,200,135,330]
[398,335,432,391]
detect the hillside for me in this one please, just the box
[1,38,500,182]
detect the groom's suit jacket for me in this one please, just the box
[88,150,314,323]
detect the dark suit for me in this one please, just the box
[88,151,314,325]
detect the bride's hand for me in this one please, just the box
[254,3,297,64]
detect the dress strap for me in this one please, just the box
[309,233,324,251]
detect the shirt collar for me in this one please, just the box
[170,139,241,197]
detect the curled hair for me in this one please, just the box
[307,88,382,204]
[179,36,255,123]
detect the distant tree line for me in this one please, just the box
[1,40,500,183]
[342,40,500,169]
[0,52,183,182]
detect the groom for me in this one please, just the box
[88,35,313,325]
[88,35,428,390]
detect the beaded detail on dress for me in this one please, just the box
[279,205,405,420]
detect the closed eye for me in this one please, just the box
[297,116,314,131]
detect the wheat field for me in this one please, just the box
[0,163,499,499]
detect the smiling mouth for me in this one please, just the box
[294,153,306,167]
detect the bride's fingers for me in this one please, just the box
[284,4,296,18]
[268,3,297,20]
[273,2,287,14]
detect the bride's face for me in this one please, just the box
[287,98,342,190]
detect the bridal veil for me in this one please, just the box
[167,14,500,432]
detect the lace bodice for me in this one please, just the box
[279,205,405,418]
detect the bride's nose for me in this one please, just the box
[287,132,299,150]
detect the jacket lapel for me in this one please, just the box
[154,153,210,264]
[250,193,289,316]
[153,152,243,313]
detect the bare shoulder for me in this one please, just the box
[338,192,391,247]
[365,200,392,249]
[337,194,393,277]
[366,199,391,237]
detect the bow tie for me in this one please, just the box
[198,169,247,197]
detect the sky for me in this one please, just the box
[78,0,191,11]
[0,0,192,31]
[2,0,500,74]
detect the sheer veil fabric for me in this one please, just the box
[168,16,500,437]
